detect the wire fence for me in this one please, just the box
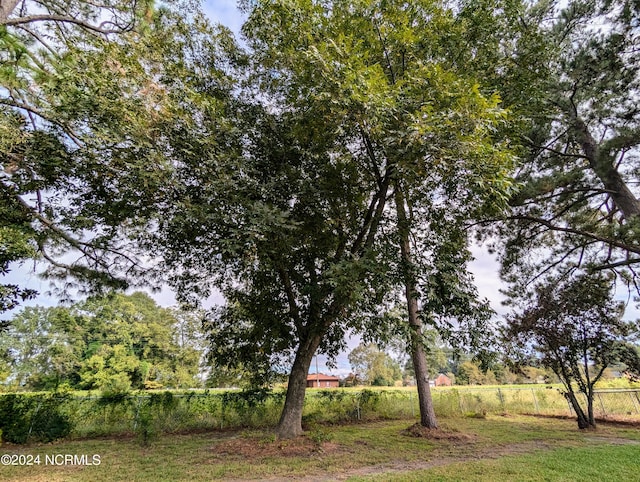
[1,387,638,443]
[63,386,640,437]
[435,387,640,420]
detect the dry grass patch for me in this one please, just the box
[401,423,476,442]
[210,434,340,458]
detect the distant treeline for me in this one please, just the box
[0,293,206,393]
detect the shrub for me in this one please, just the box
[0,393,73,443]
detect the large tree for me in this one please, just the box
[0,0,515,437]
[159,77,395,438]
[348,343,402,386]
[458,0,640,289]
[0,292,204,391]
[152,0,514,438]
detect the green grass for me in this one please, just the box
[354,445,640,481]
[1,415,638,481]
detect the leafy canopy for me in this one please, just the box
[0,1,234,310]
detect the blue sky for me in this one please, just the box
[203,0,245,34]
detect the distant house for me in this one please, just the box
[434,373,453,387]
[307,373,340,388]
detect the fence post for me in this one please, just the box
[458,390,465,414]
[410,391,415,418]
[133,396,142,431]
[531,389,540,413]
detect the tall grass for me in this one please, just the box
[2,386,639,443]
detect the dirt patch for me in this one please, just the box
[584,436,640,445]
[530,413,640,428]
[595,418,640,428]
[211,435,340,458]
[401,423,476,442]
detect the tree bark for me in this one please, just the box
[0,0,20,24]
[565,388,594,430]
[571,116,640,219]
[394,184,438,428]
[408,303,438,428]
[586,387,596,427]
[275,333,322,439]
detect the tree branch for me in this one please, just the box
[510,214,640,254]
[277,266,302,331]
[0,98,83,147]
[2,14,132,34]
[592,258,640,270]
[10,187,144,276]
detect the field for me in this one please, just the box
[1,414,639,481]
[1,386,639,480]
[44,385,640,440]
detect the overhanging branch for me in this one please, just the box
[2,14,133,34]
[509,215,640,255]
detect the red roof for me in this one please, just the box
[307,373,340,381]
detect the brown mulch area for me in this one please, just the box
[210,435,340,458]
[401,423,477,442]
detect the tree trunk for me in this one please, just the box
[275,334,321,439]
[408,306,438,428]
[394,184,438,428]
[0,0,20,23]
[571,116,640,219]
[586,387,596,428]
[565,389,593,430]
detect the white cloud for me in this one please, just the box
[202,0,245,34]
[469,243,510,316]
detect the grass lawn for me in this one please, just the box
[0,415,638,481]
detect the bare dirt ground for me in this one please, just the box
[531,413,640,428]
[210,428,547,481]
[219,440,557,481]
[401,423,477,442]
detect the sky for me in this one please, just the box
[203,0,246,34]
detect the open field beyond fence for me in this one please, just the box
[1,386,639,443]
